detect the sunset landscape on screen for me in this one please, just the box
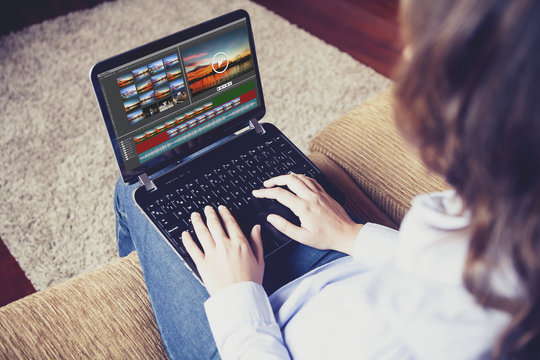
[181,26,254,96]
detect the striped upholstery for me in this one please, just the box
[0,88,448,358]
[310,88,448,224]
[0,252,168,359]
[308,152,398,229]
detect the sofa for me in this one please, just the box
[0,88,448,358]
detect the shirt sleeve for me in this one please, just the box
[353,222,399,266]
[204,281,291,360]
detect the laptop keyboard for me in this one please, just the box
[144,135,319,257]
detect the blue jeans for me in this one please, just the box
[114,177,349,359]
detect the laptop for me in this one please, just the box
[90,9,344,281]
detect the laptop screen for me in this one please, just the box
[91,10,264,183]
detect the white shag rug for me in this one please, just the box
[0,0,391,290]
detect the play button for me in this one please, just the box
[212,52,229,74]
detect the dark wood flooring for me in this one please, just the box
[0,0,114,36]
[0,0,400,306]
[251,0,401,78]
[0,237,35,306]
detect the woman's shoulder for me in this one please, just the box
[395,190,472,285]
[363,190,511,358]
[406,190,471,231]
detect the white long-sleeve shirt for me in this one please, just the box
[204,191,512,359]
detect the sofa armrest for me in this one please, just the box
[0,252,168,359]
[310,88,448,224]
[309,152,398,229]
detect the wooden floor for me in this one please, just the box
[0,0,114,36]
[0,238,35,306]
[251,0,401,78]
[0,0,400,306]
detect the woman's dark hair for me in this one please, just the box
[394,0,540,358]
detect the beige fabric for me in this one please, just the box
[310,88,449,224]
[309,153,398,229]
[0,252,167,359]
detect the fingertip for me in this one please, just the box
[252,223,262,235]
[182,232,192,246]
[250,224,264,260]
[219,205,233,217]
[181,232,192,250]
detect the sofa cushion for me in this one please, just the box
[0,252,167,359]
[309,152,398,229]
[310,88,448,224]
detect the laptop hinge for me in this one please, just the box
[139,173,157,192]
[249,118,265,134]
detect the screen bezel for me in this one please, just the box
[90,9,265,184]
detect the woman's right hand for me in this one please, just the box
[252,173,362,255]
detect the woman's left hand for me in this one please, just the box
[182,205,265,296]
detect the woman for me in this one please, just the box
[393,0,540,357]
[114,0,539,358]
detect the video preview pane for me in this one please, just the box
[182,26,254,98]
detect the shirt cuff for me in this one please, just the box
[353,222,399,266]
[204,281,277,341]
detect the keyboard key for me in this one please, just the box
[158,214,176,228]
[148,205,165,218]
[162,203,175,213]
[233,199,244,210]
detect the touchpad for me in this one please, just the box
[252,196,300,245]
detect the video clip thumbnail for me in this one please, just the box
[124,97,141,112]
[132,65,150,82]
[151,72,168,88]
[120,84,137,100]
[163,54,179,68]
[136,79,153,94]
[127,109,144,125]
[166,66,182,82]
[148,59,165,74]
[155,85,171,100]
[139,90,156,107]
[117,73,134,88]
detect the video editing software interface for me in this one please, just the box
[97,19,260,171]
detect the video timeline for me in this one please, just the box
[134,97,242,144]
[132,80,257,163]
